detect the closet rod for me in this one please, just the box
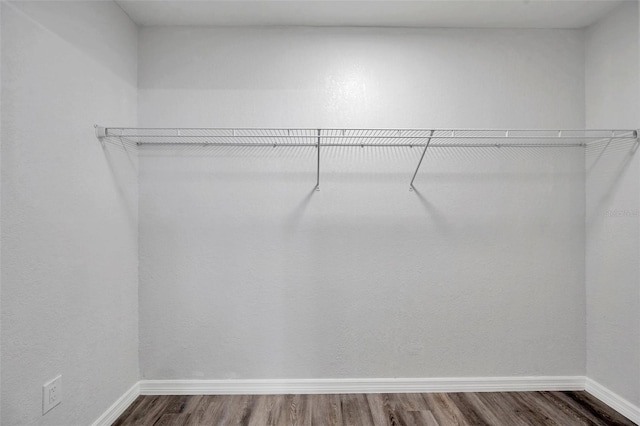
[126,142,586,148]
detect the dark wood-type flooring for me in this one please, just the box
[112,391,637,426]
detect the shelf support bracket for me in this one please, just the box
[409,130,434,191]
[632,129,640,154]
[95,125,107,139]
[316,129,321,191]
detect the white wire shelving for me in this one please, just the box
[95,126,638,191]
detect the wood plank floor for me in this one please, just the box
[112,391,637,426]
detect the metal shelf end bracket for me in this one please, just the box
[95,125,107,138]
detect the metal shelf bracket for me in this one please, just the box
[409,130,434,191]
[95,125,107,138]
[316,129,321,191]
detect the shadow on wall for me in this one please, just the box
[137,143,583,175]
[100,137,138,230]
[3,1,136,85]
[137,141,584,236]
[586,137,639,224]
[410,186,450,230]
[137,142,585,215]
[284,188,317,235]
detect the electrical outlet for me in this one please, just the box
[42,375,62,414]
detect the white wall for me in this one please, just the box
[138,27,587,380]
[139,27,584,129]
[585,1,640,407]
[1,2,138,425]
[0,3,3,421]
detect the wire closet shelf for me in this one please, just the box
[95,126,639,191]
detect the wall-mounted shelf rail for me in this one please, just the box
[96,126,638,191]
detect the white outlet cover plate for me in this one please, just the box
[43,375,62,414]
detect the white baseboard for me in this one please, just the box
[585,378,640,424]
[138,376,585,395]
[91,382,140,426]
[93,376,640,425]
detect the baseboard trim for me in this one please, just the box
[88,376,640,425]
[139,376,585,395]
[585,378,640,424]
[91,382,140,426]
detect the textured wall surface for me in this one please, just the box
[138,27,586,380]
[585,1,640,407]
[0,3,3,421]
[1,2,138,425]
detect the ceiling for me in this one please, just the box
[115,0,624,29]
